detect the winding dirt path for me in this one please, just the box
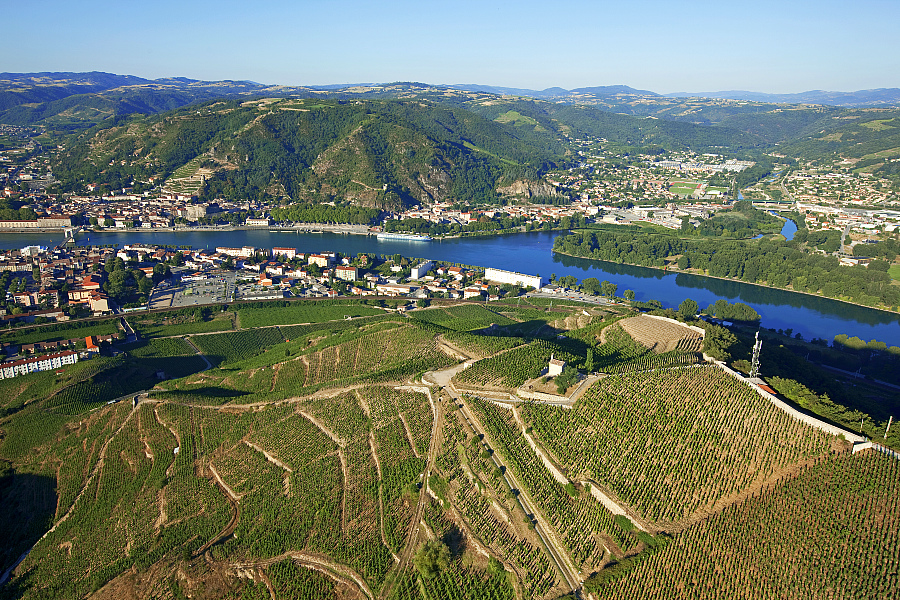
[378,386,444,600]
[231,551,374,600]
[397,413,420,459]
[509,406,569,486]
[244,440,294,473]
[195,462,241,557]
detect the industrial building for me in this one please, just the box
[484,267,546,290]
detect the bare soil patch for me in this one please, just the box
[618,315,703,353]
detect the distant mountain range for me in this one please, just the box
[666,88,900,107]
[445,84,659,98]
[446,83,900,107]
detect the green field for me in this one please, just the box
[668,181,702,195]
[890,264,900,280]
[494,110,540,126]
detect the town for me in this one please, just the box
[1,125,899,335]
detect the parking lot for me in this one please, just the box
[149,272,236,309]
[525,290,614,306]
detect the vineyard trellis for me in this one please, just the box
[523,366,836,523]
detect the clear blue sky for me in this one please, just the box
[5,0,898,93]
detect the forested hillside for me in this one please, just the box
[51,98,568,207]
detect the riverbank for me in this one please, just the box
[552,249,900,319]
[3,228,895,344]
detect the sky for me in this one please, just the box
[4,0,899,93]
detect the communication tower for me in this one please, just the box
[750,331,763,378]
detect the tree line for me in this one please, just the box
[553,229,900,309]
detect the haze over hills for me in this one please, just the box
[666,88,900,107]
[445,83,900,106]
[2,72,898,116]
[444,84,660,98]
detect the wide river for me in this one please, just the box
[3,228,898,345]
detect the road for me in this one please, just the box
[840,223,852,254]
[379,385,444,600]
[423,361,581,593]
[454,396,581,592]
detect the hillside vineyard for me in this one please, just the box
[0,299,897,599]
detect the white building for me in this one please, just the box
[334,265,359,281]
[216,246,260,258]
[484,267,546,290]
[0,350,79,379]
[272,247,297,260]
[548,357,566,377]
[410,260,434,279]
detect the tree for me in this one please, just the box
[137,276,154,295]
[582,277,601,296]
[559,275,578,288]
[105,270,128,300]
[105,256,125,273]
[702,324,737,361]
[152,262,171,283]
[600,280,618,298]
[555,365,579,393]
[413,540,450,579]
[678,298,699,320]
[623,289,635,302]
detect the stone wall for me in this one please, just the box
[712,360,866,444]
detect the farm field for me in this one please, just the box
[0,299,896,600]
[616,315,703,353]
[130,309,236,338]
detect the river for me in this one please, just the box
[1,228,898,345]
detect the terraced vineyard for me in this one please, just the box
[190,327,285,366]
[121,336,195,357]
[433,407,560,599]
[453,340,578,390]
[1,299,897,600]
[410,304,515,331]
[522,366,837,523]
[237,301,385,328]
[466,395,637,566]
[594,451,900,599]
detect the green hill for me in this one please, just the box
[52,97,568,207]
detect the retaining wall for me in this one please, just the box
[712,361,866,444]
[852,441,900,460]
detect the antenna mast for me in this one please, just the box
[750,331,763,378]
